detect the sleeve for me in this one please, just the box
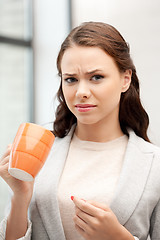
[0,217,32,240]
[149,197,160,240]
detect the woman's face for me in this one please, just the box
[61,45,131,128]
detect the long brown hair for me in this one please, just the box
[53,22,150,142]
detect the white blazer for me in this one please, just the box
[1,127,160,240]
[28,127,160,240]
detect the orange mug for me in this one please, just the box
[8,123,55,181]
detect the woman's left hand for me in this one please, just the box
[72,196,134,240]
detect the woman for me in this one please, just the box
[1,22,160,240]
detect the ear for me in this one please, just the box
[121,69,132,93]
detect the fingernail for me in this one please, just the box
[71,196,74,201]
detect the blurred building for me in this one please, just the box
[0,0,160,221]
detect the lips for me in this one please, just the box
[75,104,96,112]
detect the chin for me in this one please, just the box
[77,118,99,125]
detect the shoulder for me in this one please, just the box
[128,130,160,171]
[128,129,160,154]
[127,131,160,191]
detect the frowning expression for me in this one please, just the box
[61,45,131,127]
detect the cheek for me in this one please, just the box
[98,84,122,105]
[62,86,75,106]
[62,84,68,99]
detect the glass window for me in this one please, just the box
[0,0,32,39]
[0,0,33,221]
[0,44,32,153]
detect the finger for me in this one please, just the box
[0,155,10,165]
[87,200,110,211]
[0,163,9,177]
[6,144,12,150]
[73,196,105,217]
[75,224,88,239]
[73,214,91,234]
[75,206,95,225]
[0,146,12,162]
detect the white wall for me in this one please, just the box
[33,0,70,129]
[71,0,160,145]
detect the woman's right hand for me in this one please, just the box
[0,145,34,206]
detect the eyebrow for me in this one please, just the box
[62,69,103,77]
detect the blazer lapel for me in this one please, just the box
[110,130,154,225]
[34,127,74,240]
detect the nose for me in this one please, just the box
[76,81,91,99]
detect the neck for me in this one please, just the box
[75,121,124,143]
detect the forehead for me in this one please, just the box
[61,45,116,72]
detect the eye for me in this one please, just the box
[91,75,104,81]
[64,77,78,83]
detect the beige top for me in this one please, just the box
[58,133,128,240]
